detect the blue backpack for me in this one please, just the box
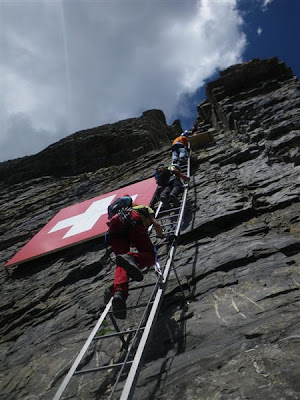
[107,196,133,219]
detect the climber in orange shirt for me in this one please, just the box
[172,131,189,165]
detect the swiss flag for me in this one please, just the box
[5,178,157,267]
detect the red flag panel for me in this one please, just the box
[5,177,157,267]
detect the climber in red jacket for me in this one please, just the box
[106,196,164,319]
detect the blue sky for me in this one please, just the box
[242,0,299,69]
[180,0,300,130]
[1,0,299,162]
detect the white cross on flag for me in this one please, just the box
[5,178,157,267]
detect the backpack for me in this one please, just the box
[154,164,171,186]
[131,205,152,227]
[107,196,133,219]
[132,205,151,220]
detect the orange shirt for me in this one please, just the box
[172,136,189,147]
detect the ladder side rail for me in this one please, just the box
[52,149,191,400]
[52,274,157,400]
[172,146,190,239]
[106,287,159,396]
[154,201,163,218]
[119,152,191,400]
[120,244,177,400]
[187,144,191,177]
[52,299,112,400]
[108,277,162,399]
[74,279,159,397]
[174,183,189,238]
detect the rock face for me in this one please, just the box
[1,58,300,400]
[0,109,180,185]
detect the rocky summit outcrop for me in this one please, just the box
[0,57,300,400]
[0,109,181,185]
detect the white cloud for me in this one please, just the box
[257,27,263,35]
[261,0,274,11]
[1,0,246,162]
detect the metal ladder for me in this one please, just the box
[52,151,191,400]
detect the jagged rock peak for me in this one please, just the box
[206,57,293,99]
[0,109,181,186]
[194,58,300,167]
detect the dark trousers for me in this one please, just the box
[160,179,182,200]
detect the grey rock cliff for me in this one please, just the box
[0,109,180,185]
[1,58,300,400]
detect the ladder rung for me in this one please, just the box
[159,213,181,220]
[130,282,157,290]
[161,221,180,228]
[108,301,154,314]
[169,206,181,211]
[158,207,181,215]
[166,230,176,235]
[127,301,154,310]
[93,327,145,341]
[74,361,133,375]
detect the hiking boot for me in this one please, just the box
[160,196,170,209]
[116,254,144,282]
[112,291,126,319]
[169,194,180,207]
[160,196,169,204]
[103,286,113,305]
